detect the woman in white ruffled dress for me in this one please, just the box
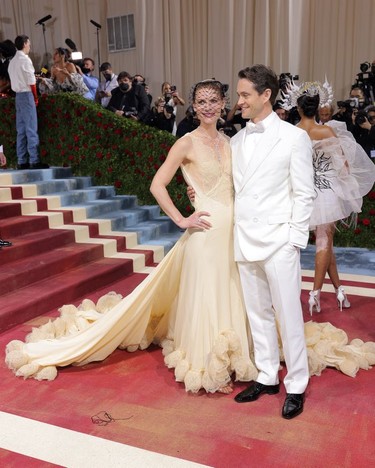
[296,89,375,314]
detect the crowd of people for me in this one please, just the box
[1,35,374,152]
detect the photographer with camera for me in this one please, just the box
[133,74,153,104]
[352,105,375,159]
[107,71,151,123]
[161,82,185,135]
[332,98,357,133]
[149,96,175,132]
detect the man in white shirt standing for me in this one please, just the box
[8,35,48,169]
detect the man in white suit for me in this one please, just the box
[232,65,315,419]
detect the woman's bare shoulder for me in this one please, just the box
[309,124,336,140]
[66,62,76,73]
[168,133,194,159]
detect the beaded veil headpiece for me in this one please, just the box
[281,77,333,110]
[189,79,229,107]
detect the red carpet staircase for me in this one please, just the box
[0,167,182,333]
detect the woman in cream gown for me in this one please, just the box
[5,81,375,390]
[6,80,257,393]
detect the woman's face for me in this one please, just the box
[53,50,63,62]
[163,83,171,94]
[193,87,223,124]
[157,99,166,112]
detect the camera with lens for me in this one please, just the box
[337,98,359,111]
[124,107,138,118]
[357,61,375,80]
[164,104,174,114]
[355,110,368,126]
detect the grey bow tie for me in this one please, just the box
[246,121,265,134]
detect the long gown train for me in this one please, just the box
[5,131,375,390]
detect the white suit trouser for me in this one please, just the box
[237,243,309,394]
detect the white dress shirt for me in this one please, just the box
[241,111,277,173]
[8,50,36,93]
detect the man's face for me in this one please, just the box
[319,107,332,123]
[350,88,365,104]
[118,76,132,92]
[236,78,271,122]
[275,108,287,121]
[84,60,94,72]
[24,40,31,55]
[101,68,112,80]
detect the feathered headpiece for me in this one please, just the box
[281,77,334,110]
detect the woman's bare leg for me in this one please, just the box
[313,223,335,290]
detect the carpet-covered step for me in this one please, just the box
[0,242,105,294]
[0,256,135,332]
[0,213,53,238]
[0,226,76,265]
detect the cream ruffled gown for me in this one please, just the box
[6,131,257,393]
[5,131,375,389]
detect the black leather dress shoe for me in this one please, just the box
[282,393,305,419]
[0,239,12,247]
[234,381,280,403]
[30,162,49,169]
[17,163,30,170]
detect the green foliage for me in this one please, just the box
[0,93,193,216]
[0,94,373,248]
[332,192,375,249]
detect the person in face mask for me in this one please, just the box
[107,71,151,123]
[76,57,99,100]
[349,86,368,110]
[95,62,118,108]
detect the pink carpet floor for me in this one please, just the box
[0,282,374,467]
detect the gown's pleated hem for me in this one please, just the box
[161,329,258,393]
[304,321,375,378]
[5,298,375,389]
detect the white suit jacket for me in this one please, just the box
[231,112,315,262]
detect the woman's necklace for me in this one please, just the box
[197,127,222,162]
